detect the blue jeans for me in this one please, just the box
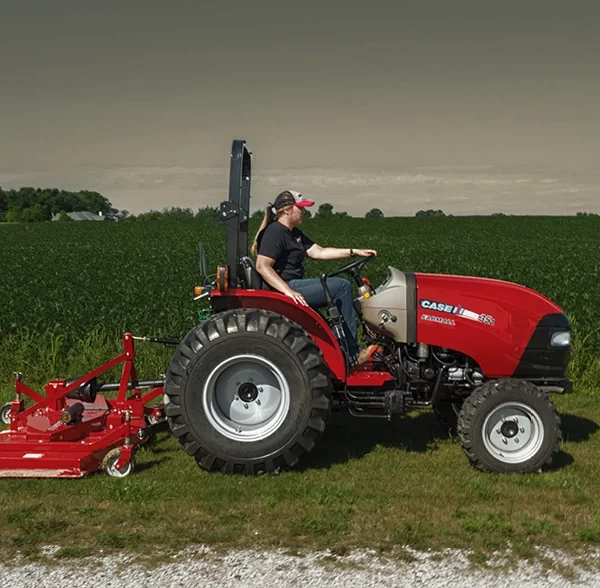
[287,278,360,360]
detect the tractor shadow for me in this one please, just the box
[299,410,598,472]
[300,409,445,471]
[560,413,599,443]
[135,456,173,474]
[548,413,599,470]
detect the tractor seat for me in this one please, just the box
[240,256,267,289]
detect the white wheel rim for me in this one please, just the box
[203,354,291,442]
[482,401,545,464]
[107,458,133,478]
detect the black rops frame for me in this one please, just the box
[219,140,252,286]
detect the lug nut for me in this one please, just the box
[244,403,249,409]
[520,427,525,433]
[502,438,508,445]
[256,399,261,406]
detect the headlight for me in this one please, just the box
[550,332,570,347]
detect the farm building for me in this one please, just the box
[51,211,115,222]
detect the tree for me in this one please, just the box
[196,206,219,220]
[5,206,21,223]
[416,209,446,218]
[163,206,194,219]
[57,210,73,222]
[365,208,384,218]
[136,210,165,221]
[20,205,46,223]
[315,203,334,219]
[0,188,6,221]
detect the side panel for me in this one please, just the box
[211,289,347,382]
[360,267,415,342]
[414,273,566,377]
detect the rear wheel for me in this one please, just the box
[165,309,332,474]
[457,379,561,473]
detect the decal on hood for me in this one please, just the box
[419,299,495,326]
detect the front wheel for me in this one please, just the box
[457,379,561,473]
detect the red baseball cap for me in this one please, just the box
[274,190,315,209]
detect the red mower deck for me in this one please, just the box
[0,333,166,478]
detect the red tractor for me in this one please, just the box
[165,140,571,476]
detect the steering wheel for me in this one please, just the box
[321,254,375,288]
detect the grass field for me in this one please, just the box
[0,216,599,566]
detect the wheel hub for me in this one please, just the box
[238,382,259,403]
[500,420,519,438]
[203,354,291,442]
[482,402,545,464]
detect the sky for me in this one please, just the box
[0,0,599,216]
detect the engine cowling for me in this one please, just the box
[360,267,570,379]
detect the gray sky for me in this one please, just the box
[1,0,599,215]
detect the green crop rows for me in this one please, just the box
[1,216,599,391]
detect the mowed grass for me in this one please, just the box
[0,216,600,565]
[0,394,599,565]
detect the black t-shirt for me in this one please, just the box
[257,222,314,281]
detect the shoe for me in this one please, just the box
[352,344,381,366]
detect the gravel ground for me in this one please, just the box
[3,546,600,588]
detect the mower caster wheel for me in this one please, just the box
[0,403,12,426]
[103,448,135,478]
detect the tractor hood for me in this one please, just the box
[361,267,570,379]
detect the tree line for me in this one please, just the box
[0,187,115,223]
[0,187,388,222]
[2,186,597,223]
[119,203,387,221]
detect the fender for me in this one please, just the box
[211,289,347,382]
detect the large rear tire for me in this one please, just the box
[165,309,332,474]
[457,379,561,473]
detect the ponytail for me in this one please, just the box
[251,205,277,256]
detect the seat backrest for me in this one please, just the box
[240,256,266,289]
